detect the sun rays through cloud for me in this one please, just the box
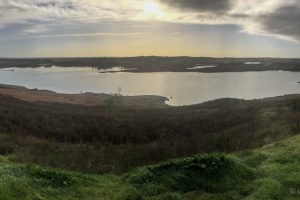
[0,0,300,57]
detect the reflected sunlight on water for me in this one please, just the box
[1,66,300,106]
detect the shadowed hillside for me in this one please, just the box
[1,90,300,173]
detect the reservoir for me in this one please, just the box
[0,66,300,106]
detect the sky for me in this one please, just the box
[1,0,300,58]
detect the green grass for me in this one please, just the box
[0,158,125,200]
[2,135,300,199]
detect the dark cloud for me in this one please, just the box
[36,2,58,7]
[258,5,300,41]
[158,0,231,13]
[36,1,76,10]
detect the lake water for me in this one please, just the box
[0,66,300,106]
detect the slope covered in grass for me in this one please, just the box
[1,135,300,199]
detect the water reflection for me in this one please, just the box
[0,66,300,106]
[187,65,217,70]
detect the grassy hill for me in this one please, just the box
[1,135,300,199]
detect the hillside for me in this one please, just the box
[1,91,300,173]
[0,134,300,199]
[1,57,300,73]
[1,87,300,199]
[0,84,168,108]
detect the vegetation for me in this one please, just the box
[1,135,300,199]
[0,92,300,198]
[1,57,300,72]
[1,94,300,173]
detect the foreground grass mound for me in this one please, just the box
[125,154,254,199]
[0,157,126,200]
[235,135,300,200]
[1,135,300,199]
[0,154,253,200]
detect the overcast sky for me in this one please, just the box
[1,0,300,57]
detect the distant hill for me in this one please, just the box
[1,56,300,72]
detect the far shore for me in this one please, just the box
[1,57,300,73]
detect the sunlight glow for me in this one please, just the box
[143,0,163,18]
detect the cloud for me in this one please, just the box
[25,32,143,39]
[0,0,300,43]
[23,24,49,33]
[256,5,300,41]
[35,1,76,10]
[157,0,300,42]
[0,0,141,27]
[158,0,232,13]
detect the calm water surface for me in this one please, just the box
[0,66,300,106]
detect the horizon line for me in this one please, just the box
[1,56,300,59]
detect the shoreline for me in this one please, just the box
[1,83,300,109]
[0,84,169,108]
